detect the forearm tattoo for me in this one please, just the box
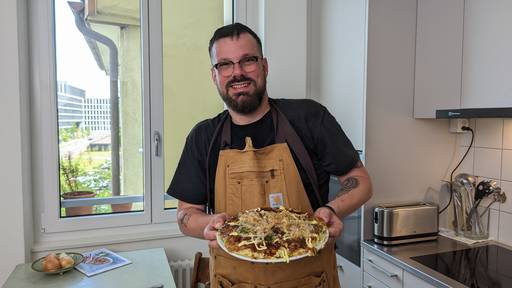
[177,210,192,228]
[336,177,360,197]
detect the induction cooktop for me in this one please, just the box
[411,245,512,288]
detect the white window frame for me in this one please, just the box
[31,0,169,233]
[30,0,233,236]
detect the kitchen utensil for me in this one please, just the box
[464,180,503,239]
[452,173,477,235]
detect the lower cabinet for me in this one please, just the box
[363,272,391,288]
[362,248,439,288]
[403,271,437,288]
[336,254,362,288]
[363,249,403,288]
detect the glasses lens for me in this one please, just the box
[240,56,259,73]
[216,62,233,77]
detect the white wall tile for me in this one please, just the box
[500,181,512,214]
[454,146,474,175]
[474,148,502,179]
[502,150,512,181]
[504,120,512,150]
[498,211,512,246]
[489,209,499,240]
[474,119,503,149]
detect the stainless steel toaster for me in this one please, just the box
[373,202,438,245]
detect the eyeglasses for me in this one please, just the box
[213,55,261,77]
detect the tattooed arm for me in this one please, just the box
[176,201,217,239]
[314,161,372,238]
[328,161,373,219]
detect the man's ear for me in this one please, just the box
[262,57,269,77]
[211,67,217,83]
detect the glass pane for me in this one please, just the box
[162,0,226,209]
[54,0,143,217]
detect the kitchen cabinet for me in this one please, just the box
[336,254,361,288]
[413,0,464,118]
[363,272,389,288]
[461,0,512,109]
[415,0,512,118]
[362,248,403,288]
[403,271,437,288]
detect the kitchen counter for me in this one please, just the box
[362,236,509,288]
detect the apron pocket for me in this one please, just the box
[227,161,288,211]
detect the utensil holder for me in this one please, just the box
[464,205,490,240]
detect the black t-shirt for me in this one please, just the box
[167,98,359,212]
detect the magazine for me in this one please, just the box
[75,248,132,277]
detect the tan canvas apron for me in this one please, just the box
[208,103,340,288]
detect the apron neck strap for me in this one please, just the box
[269,100,323,207]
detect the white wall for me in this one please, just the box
[0,0,33,284]
[363,0,457,239]
[308,0,366,151]
[236,0,309,100]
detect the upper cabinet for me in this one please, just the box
[414,0,512,118]
[414,0,464,118]
[462,0,512,109]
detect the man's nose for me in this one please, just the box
[232,62,244,76]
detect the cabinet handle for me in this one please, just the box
[365,258,398,278]
[363,285,372,288]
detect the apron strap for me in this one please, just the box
[206,111,229,213]
[269,100,323,207]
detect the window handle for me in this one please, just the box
[365,258,398,278]
[153,131,161,157]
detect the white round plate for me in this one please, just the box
[216,230,328,263]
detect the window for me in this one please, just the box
[31,0,231,233]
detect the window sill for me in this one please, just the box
[32,222,183,253]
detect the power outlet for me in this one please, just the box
[449,118,469,133]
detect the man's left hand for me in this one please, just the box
[315,207,343,238]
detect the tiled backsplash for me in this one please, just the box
[455,119,512,246]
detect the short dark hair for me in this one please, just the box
[208,23,263,59]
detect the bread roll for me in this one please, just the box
[42,253,61,272]
[59,253,75,268]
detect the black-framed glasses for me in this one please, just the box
[213,55,261,77]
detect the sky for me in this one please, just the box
[55,0,109,98]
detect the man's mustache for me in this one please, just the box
[226,75,255,88]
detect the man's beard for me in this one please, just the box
[220,75,266,114]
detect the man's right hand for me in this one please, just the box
[203,213,228,248]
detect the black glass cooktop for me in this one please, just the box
[411,245,512,288]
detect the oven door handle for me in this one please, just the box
[364,258,398,278]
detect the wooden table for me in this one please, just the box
[3,248,176,288]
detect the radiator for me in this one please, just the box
[169,259,194,288]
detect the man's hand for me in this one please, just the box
[203,213,228,248]
[315,207,343,238]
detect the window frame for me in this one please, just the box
[30,0,234,236]
[31,0,165,233]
